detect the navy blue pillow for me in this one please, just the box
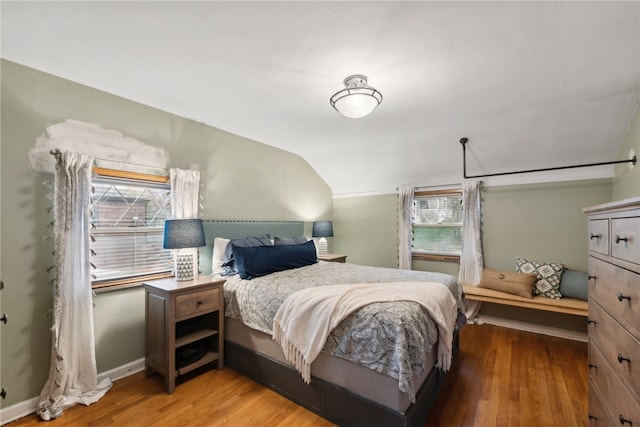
[274,236,308,245]
[232,240,317,279]
[221,235,272,276]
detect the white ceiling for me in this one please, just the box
[2,1,639,196]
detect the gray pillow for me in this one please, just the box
[559,270,589,301]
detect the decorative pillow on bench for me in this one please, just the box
[559,270,589,301]
[516,257,564,300]
[478,268,538,299]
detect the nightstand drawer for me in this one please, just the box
[176,288,220,319]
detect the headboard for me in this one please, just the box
[198,220,305,275]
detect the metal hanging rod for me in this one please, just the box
[460,137,637,179]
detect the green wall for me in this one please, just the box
[333,193,397,268]
[0,60,332,407]
[613,104,640,200]
[334,180,612,274]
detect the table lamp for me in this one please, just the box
[163,219,206,281]
[312,221,333,256]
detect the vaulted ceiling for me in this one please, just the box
[2,1,639,196]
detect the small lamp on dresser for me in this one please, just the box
[163,219,206,281]
[312,220,333,256]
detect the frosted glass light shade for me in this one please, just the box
[330,75,382,119]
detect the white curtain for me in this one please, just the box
[170,168,201,277]
[458,179,484,322]
[38,152,112,421]
[397,186,415,270]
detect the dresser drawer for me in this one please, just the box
[175,288,220,319]
[589,383,612,426]
[590,344,640,426]
[611,217,640,266]
[589,257,640,340]
[589,301,640,401]
[588,219,609,256]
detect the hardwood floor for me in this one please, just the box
[7,324,588,427]
[426,324,588,426]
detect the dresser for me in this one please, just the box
[584,197,640,426]
[144,276,226,393]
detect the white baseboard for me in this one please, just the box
[478,314,588,342]
[0,358,145,426]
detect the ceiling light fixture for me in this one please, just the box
[330,75,383,119]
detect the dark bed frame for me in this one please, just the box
[200,219,459,426]
[224,332,459,427]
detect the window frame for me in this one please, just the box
[411,189,463,263]
[90,167,173,292]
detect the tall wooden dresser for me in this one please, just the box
[584,197,640,426]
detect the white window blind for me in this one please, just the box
[91,175,172,288]
[412,191,463,256]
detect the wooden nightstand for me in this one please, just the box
[144,275,225,393]
[318,254,347,263]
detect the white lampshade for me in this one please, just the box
[330,75,382,119]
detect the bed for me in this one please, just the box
[199,220,465,427]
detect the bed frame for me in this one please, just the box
[199,219,460,426]
[225,332,459,427]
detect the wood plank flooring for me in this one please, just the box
[7,324,588,426]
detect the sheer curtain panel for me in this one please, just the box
[397,186,415,270]
[38,152,112,421]
[458,180,484,322]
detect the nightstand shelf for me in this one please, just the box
[144,275,225,394]
[177,351,219,376]
[175,327,218,348]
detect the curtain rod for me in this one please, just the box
[49,148,168,173]
[460,137,637,179]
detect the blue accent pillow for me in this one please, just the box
[232,240,317,279]
[221,235,272,276]
[274,236,308,245]
[559,270,589,301]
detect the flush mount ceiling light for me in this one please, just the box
[330,75,383,119]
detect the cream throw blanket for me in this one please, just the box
[272,281,458,384]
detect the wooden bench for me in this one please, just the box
[462,284,588,317]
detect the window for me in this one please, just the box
[412,190,463,261]
[90,169,172,290]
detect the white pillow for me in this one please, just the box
[211,237,230,276]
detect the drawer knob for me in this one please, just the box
[589,233,601,240]
[587,319,597,325]
[619,415,633,425]
[588,275,596,280]
[615,235,629,244]
[618,354,631,365]
[196,300,204,306]
[618,293,632,302]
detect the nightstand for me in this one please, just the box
[144,275,225,393]
[318,254,347,263]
